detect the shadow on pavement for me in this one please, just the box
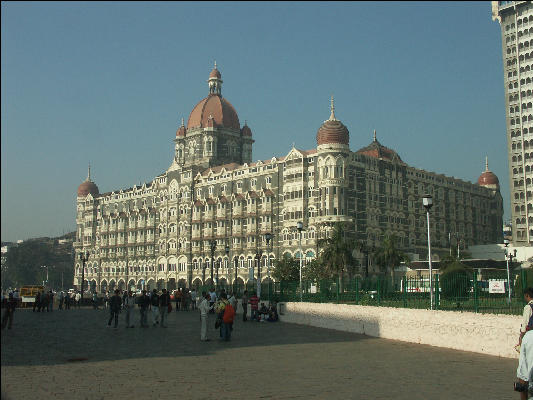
[1,308,376,367]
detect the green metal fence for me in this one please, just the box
[264,270,527,315]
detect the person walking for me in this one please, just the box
[209,288,217,314]
[92,291,99,310]
[104,291,110,310]
[241,290,249,322]
[40,291,49,312]
[176,288,182,311]
[159,288,170,328]
[216,292,235,342]
[190,288,197,311]
[1,293,16,330]
[65,292,71,310]
[150,289,160,326]
[249,292,259,321]
[48,291,54,312]
[75,291,81,308]
[199,292,211,341]
[123,291,135,328]
[58,291,64,310]
[33,291,41,312]
[107,289,122,329]
[139,290,149,328]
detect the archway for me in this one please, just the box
[192,278,202,289]
[234,277,245,296]
[128,279,135,292]
[167,278,176,291]
[90,280,97,293]
[101,280,108,293]
[146,279,155,291]
[218,278,228,292]
[109,280,116,291]
[117,280,125,291]
[157,279,165,291]
[136,279,143,291]
[178,278,187,289]
[204,278,214,288]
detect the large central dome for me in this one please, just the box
[186,64,240,131]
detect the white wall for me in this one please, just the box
[279,302,521,359]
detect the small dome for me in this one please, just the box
[241,122,252,137]
[477,158,499,188]
[356,130,404,164]
[209,67,221,79]
[176,118,186,137]
[77,166,99,197]
[316,96,349,146]
[317,120,349,146]
[78,181,99,197]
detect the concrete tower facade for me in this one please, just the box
[492,1,533,245]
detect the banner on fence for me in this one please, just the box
[489,280,506,294]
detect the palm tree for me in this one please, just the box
[373,233,408,281]
[317,223,354,288]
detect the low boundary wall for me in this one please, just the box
[278,302,521,359]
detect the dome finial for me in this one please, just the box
[329,95,336,121]
[87,164,91,182]
[373,129,377,142]
[181,117,184,127]
[485,156,489,171]
[214,60,217,69]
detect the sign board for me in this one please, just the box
[489,280,506,294]
[310,284,317,294]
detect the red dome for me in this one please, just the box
[317,119,349,146]
[241,123,252,137]
[187,94,240,130]
[209,68,221,79]
[478,171,499,186]
[77,180,99,197]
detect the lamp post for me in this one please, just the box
[422,194,434,310]
[297,221,303,302]
[210,240,216,288]
[79,251,90,302]
[504,239,512,308]
[265,233,272,302]
[255,251,262,297]
[225,244,230,292]
[40,265,49,287]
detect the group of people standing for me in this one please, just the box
[33,290,81,312]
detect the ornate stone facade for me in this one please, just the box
[74,65,503,292]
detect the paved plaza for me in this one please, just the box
[1,306,518,399]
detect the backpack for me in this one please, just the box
[223,304,235,323]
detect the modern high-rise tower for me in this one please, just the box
[492,1,533,245]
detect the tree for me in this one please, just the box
[303,258,333,282]
[373,233,408,280]
[317,223,354,285]
[439,261,471,299]
[271,255,300,281]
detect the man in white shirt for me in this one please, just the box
[199,292,211,341]
[517,330,533,400]
[75,292,81,308]
[209,289,217,314]
[520,288,533,345]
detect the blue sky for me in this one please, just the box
[1,1,508,242]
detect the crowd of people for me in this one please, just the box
[1,286,279,340]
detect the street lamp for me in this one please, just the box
[265,233,273,302]
[504,239,517,309]
[40,265,50,287]
[255,251,263,297]
[79,250,90,302]
[225,244,230,291]
[297,221,303,302]
[422,194,434,310]
[210,240,216,288]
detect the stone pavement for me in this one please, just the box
[1,307,518,399]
